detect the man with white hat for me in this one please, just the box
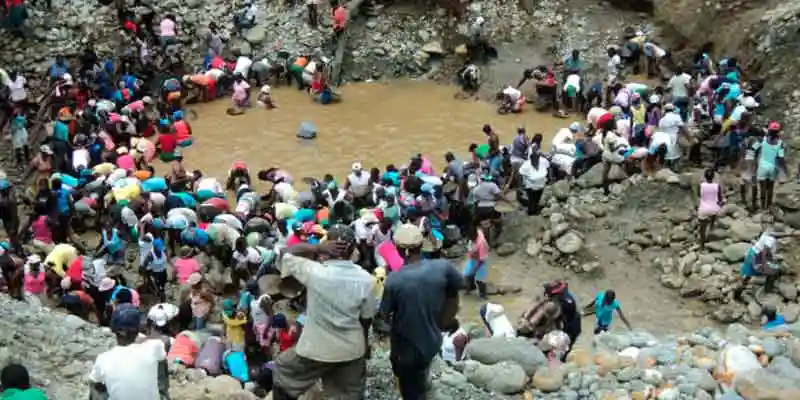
[657,102,689,170]
[723,95,759,134]
[379,223,462,400]
[344,162,370,209]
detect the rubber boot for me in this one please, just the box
[476,281,489,299]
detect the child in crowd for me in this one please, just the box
[222,299,248,351]
[272,313,298,353]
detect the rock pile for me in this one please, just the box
[0,294,257,399]
[512,163,800,328]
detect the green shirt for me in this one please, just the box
[1,388,49,400]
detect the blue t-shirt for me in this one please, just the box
[49,63,68,79]
[142,177,168,193]
[53,121,70,142]
[594,292,620,327]
[294,208,316,223]
[56,189,71,215]
[180,227,209,247]
[382,171,401,186]
[171,192,197,208]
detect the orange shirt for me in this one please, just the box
[133,170,152,180]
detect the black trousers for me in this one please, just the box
[390,344,431,400]
[525,188,543,215]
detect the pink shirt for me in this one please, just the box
[174,257,200,284]
[232,81,250,101]
[286,234,303,247]
[31,216,53,244]
[117,154,135,170]
[160,18,176,37]
[420,157,434,175]
[469,230,489,261]
[24,270,46,295]
[698,182,721,215]
[127,100,145,113]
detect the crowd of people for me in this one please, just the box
[0,6,796,399]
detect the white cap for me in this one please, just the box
[62,73,73,85]
[352,162,363,172]
[742,96,759,109]
[40,144,54,155]
[142,96,153,104]
[27,254,42,264]
[260,84,271,94]
[649,94,660,104]
[475,16,485,25]
[88,99,96,107]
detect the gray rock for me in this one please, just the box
[465,337,547,375]
[462,360,527,394]
[722,242,751,262]
[778,282,798,301]
[532,366,565,392]
[728,220,763,242]
[555,231,584,254]
[245,25,267,44]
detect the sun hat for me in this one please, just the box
[187,272,203,286]
[111,303,143,333]
[27,254,42,264]
[394,223,424,248]
[40,144,54,155]
[98,277,116,292]
[351,162,363,172]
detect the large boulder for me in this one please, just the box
[723,242,751,263]
[729,220,763,242]
[462,360,528,394]
[555,231,584,254]
[464,337,548,375]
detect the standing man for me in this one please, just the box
[307,0,320,27]
[380,224,462,400]
[583,289,632,333]
[271,225,376,400]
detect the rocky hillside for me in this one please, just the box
[652,0,800,135]
[4,290,800,399]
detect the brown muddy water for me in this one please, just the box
[167,81,714,338]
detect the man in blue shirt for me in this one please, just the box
[48,55,69,82]
[585,290,632,334]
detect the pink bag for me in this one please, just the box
[377,241,405,272]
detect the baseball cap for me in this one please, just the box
[111,303,143,333]
[768,121,781,131]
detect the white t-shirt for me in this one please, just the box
[273,182,297,203]
[233,247,262,265]
[551,153,575,174]
[197,177,223,194]
[658,112,684,137]
[234,57,253,77]
[8,75,27,102]
[250,294,271,324]
[649,130,672,151]
[347,173,370,197]
[667,73,691,98]
[607,55,622,78]
[519,157,550,190]
[551,128,573,149]
[645,42,667,58]
[564,74,580,92]
[73,149,91,170]
[502,87,522,103]
[205,68,225,81]
[88,339,167,400]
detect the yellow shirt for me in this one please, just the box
[92,163,116,176]
[632,104,646,125]
[223,314,248,346]
[45,244,78,277]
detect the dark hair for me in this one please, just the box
[1,364,31,390]
[604,290,616,304]
[468,143,478,153]
[385,164,397,173]
[445,152,455,162]
[704,168,715,182]
[115,288,133,304]
[482,124,492,134]
[51,178,62,190]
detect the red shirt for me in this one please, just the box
[210,57,225,70]
[174,120,191,141]
[66,257,84,286]
[278,328,297,352]
[158,133,178,153]
[333,7,347,29]
[311,78,323,93]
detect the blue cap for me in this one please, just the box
[153,238,164,252]
[173,110,184,121]
[111,303,142,333]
